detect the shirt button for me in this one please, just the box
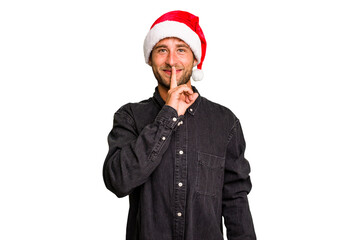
[189,108,193,112]
[177,212,182,217]
[161,136,166,140]
[172,117,177,122]
[177,121,183,126]
[178,182,183,187]
[179,150,184,155]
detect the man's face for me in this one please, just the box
[149,37,197,88]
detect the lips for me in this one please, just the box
[163,69,182,76]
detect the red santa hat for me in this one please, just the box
[143,10,207,81]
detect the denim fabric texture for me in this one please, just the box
[103,87,256,240]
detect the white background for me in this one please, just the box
[1,0,359,239]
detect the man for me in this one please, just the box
[103,10,256,240]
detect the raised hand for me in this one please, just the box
[165,66,199,116]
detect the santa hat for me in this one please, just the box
[143,10,207,81]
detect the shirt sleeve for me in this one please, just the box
[222,118,256,240]
[103,104,180,198]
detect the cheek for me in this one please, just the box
[183,55,196,67]
[152,56,167,68]
[185,59,195,69]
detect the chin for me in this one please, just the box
[157,78,170,89]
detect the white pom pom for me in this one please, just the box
[191,69,204,81]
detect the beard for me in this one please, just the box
[152,64,193,89]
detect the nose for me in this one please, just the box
[165,50,177,67]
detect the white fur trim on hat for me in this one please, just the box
[143,20,202,65]
[191,68,204,81]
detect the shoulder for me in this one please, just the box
[113,97,160,130]
[199,96,247,146]
[199,96,238,123]
[115,97,154,116]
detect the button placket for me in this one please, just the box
[173,116,187,239]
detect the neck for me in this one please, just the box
[158,80,193,102]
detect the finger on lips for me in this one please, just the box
[168,66,198,107]
[170,66,177,89]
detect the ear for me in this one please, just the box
[193,59,198,67]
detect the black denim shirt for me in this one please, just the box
[103,87,256,240]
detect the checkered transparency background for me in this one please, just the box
[1,0,359,239]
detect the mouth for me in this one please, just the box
[163,69,182,76]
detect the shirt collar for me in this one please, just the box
[153,85,202,116]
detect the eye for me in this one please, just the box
[178,48,186,53]
[158,48,167,53]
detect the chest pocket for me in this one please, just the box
[195,152,225,197]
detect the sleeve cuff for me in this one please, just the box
[155,105,180,130]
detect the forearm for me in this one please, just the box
[223,183,256,240]
[103,105,180,197]
[223,119,256,239]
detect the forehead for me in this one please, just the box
[154,37,190,48]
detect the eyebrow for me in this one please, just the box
[153,45,168,50]
[176,44,190,49]
[153,44,191,50]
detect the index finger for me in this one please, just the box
[170,66,177,89]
